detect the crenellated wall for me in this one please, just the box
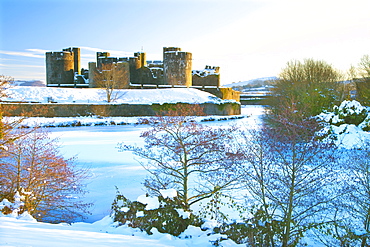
[45,47,240,103]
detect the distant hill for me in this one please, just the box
[14,80,45,87]
[224,77,277,88]
[224,77,277,92]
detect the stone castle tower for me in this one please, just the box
[45,46,221,89]
[163,47,192,87]
[45,47,80,85]
[88,51,130,89]
[44,46,240,102]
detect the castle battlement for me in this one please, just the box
[46,46,220,88]
[46,51,74,63]
[46,47,80,85]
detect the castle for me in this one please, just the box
[46,47,221,89]
[0,47,241,119]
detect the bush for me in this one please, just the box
[0,128,91,223]
[213,207,284,246]
[111,189,203,236]
[328,100,369,127]
[269,58,342,118]
[360,116,370,131]
[334,100,368,126]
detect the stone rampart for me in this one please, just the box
[1,102,240,117]
[200,87,240,102]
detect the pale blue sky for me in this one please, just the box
[1,0,369,84]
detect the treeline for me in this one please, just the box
[269,56,370,118]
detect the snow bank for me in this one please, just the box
[4,86,235,105]
[0,214,242,247]
[136,194,160,210]
[0,215,181,247]
[321,124,370,148]
[8,114,244,128]
[160,189,178,199]
[318,100,370,148]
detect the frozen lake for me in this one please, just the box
[50,125,148,222]
[48,105,265,222]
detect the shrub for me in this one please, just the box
[111,189,203,236]
[269,58,343,118]
[0,128,91,223]
[213,206,285,246]
[360,116,370,131]
[334,100,368,126]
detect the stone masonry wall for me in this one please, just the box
[1,102,240,117]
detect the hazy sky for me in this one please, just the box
[1,0,369,84]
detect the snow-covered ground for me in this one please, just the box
[3,86,235,105]
[2,103,370,246]
[0,213,241,247]
[1,86,370,246]
[318,100,370,148]
[0,106,263,247]
[42,106,264,223]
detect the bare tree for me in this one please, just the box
[0,75,14,144]
[354,55,370,106]
[0,75,25,150]
[0,127,91,223]
[118,105,240,211]
[327,144,370,247]
[0,74,14,99]
[338,65,358,102]
[94,63,129,103]
[236,128,277,246]
[238,113,341,246]
[358,55,370,78]
[348,146,370,247]
[270,59,343,118]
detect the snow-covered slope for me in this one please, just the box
[3,86,233,104]
[2,102,369,246]
[0,106,262,247]
[317,100,370,148]
[14,80,45,87]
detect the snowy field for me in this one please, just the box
[46,105,264,223]
[1,85,370,246]
[3,86,235,105]
[0,106,264,247]
[2,102,370,246]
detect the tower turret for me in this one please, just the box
[134,52,147,68]
[88,62,97,88]
[46,47,81,86]
[72,47,81,74]
[46,50,75,85]
[163,47,192,87]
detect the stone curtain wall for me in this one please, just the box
[200,88,240,102]
[1,102,240,117]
